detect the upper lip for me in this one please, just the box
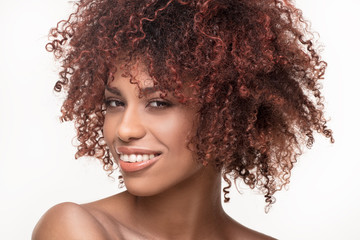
[115,146,161,155]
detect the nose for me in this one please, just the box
[116,107,146,142]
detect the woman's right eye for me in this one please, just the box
[105,99,125,108]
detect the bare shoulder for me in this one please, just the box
[233,225,277,240]
[224,215,277,240]
[32,202,110,240]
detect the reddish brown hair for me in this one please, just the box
[47,0,334,210]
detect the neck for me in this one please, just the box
[127,166,227,239]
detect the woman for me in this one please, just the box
[32,0,334,239]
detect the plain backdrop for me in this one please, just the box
[0,0,359,239]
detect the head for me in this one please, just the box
[47,0,334,209]
[102,61,210,196]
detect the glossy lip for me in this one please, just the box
[115,146,162,173]
[119,155,161,172]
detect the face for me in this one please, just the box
[103,64,204,196]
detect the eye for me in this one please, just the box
[104,99,125,108]
[147,100,172,109]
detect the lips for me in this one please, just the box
[115,147,161,172]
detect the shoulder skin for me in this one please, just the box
[223,214,277,240]
[32,202,111,240]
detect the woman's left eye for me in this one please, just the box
[147,100,172,108]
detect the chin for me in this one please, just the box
[123,178,163,197]
[126,186,153,197]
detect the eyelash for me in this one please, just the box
[147,100,172,108]
[104,99,124,109]
[104,99,172,110]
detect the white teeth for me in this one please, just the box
[119,153,157,162]
[142,154,149,161]
[129,154,137,162]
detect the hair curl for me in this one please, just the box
[47,0,334,210]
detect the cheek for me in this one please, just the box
[151,114,194,150]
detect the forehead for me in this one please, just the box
[107,60,196,103]
[111,61,154,88]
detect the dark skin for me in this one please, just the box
[32,65,276,240]
[32,177,275,240]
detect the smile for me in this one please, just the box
[119,153,158,162]
[118,153,161,172]
[115,147,162,172]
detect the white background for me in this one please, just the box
[0,0,359,239]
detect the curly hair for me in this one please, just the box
[46,0,334,210]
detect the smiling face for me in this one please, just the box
[103,64,205,196]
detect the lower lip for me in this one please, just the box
[119,155,160,172]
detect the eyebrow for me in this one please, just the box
[105,85,122,96]
[104,85,161,96]
[142,86,161,95]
